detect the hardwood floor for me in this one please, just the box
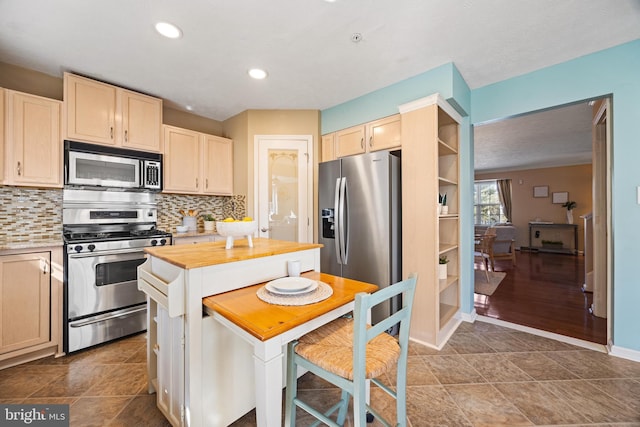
[474,250,608,345]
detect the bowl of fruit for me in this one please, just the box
[216,217,257,249]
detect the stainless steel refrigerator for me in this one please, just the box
[319,150,401,326]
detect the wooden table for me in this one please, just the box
[202,271,378,426]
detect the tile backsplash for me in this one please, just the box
[156,193,246,232]
[0,187,63,241]
[0,187,245,243]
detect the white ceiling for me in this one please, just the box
[1,0,639,123]
[474,101,595,173]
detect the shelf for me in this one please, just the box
[438,177,457,185]
[438,139,458,156]
[438,214,458,219]
[439,276,458,293]
[439,302,457,326]
[438,243,457,255]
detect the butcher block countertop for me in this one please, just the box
[144,237,322,269]
[202,271,378,341]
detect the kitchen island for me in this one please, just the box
[138,238,377,427]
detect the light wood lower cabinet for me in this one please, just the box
[163,125,234,195]
[0,247,63,368]
[4,90,62,187]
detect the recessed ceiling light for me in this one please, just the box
[248,68,268,80]
[185,105,194,111]
[155,22,182,39]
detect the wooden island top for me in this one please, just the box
[203,271,378,341]
[144,237,322,269]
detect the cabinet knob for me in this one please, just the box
[360,138,364,149]
[124,129,128,142]
[110,127,114,139]
[16,161,21,176]
[196,178,199,188]
[369,136,373,148]
[206,178,208,189]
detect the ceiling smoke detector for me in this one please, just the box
[351,33,363,43]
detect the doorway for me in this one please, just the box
[254,135,313,243]
[472,98,611,345]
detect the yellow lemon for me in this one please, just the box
[243,217,253,222]
[223,217,235,222]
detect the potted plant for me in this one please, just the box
[202,214,216,231]
[438,255,449,280]
[438,193,448,215]
[562,200,577,224]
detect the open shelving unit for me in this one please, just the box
[399,93,462,348]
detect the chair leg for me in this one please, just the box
[284,342,298,427]
[336,389,350,425]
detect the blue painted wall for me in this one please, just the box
[321,38,640,353]
[472,39,640,352]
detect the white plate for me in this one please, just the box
[265,277,318,295]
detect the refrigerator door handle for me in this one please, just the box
[334,177,343,264]
[339,177,348,264]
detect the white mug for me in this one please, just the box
[287,260,301,277]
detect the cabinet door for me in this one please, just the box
[6,91,61,187]
[65,73,117,145]
[0,252,50,355]
[202,134,233,195]
[335,125,366,158]
[0,89,4,182]
[366,114,401,152]
[321,133,336,162]
[121,90,162,153]
[163,125,201,194]
[156,306,185,426]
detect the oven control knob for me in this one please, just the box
[160,239,167,246]
[151,239,158,246]
[88,244,96,252]
[74,245,83,253]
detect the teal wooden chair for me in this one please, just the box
[284,274,417,427]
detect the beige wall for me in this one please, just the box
[0,61,223,135]
[0,62,63,100]
[475,164,592,252]
[223,109,321,221]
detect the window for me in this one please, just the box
[474,180,507,225]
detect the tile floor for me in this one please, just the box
[1,321,640,426]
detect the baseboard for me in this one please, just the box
[460,309,477,323]
[609,344,640,363]
[475,315,608,353]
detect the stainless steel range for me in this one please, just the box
[63,189,171,353]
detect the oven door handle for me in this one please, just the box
[67,248,147,259]
[69,306,146,327]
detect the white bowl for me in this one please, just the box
[215,221,258,237]
[176,225,189,233]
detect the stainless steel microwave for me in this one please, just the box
[64,140,162,191]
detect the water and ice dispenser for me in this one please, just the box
[321,208,335,238]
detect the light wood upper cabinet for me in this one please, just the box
[120,89,163,152]
[366,114,401,152]
[327,114,401,161]
[163,125,234,195]
[321,133,336,162]
[203,134,233,195]
[64,73,162,152]
[335,125,366,158]
[163,125,201,194]
[0,89,4,182]
[4,90,62,187]
[0,252,50,355]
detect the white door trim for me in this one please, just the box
[253,135,314,243]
